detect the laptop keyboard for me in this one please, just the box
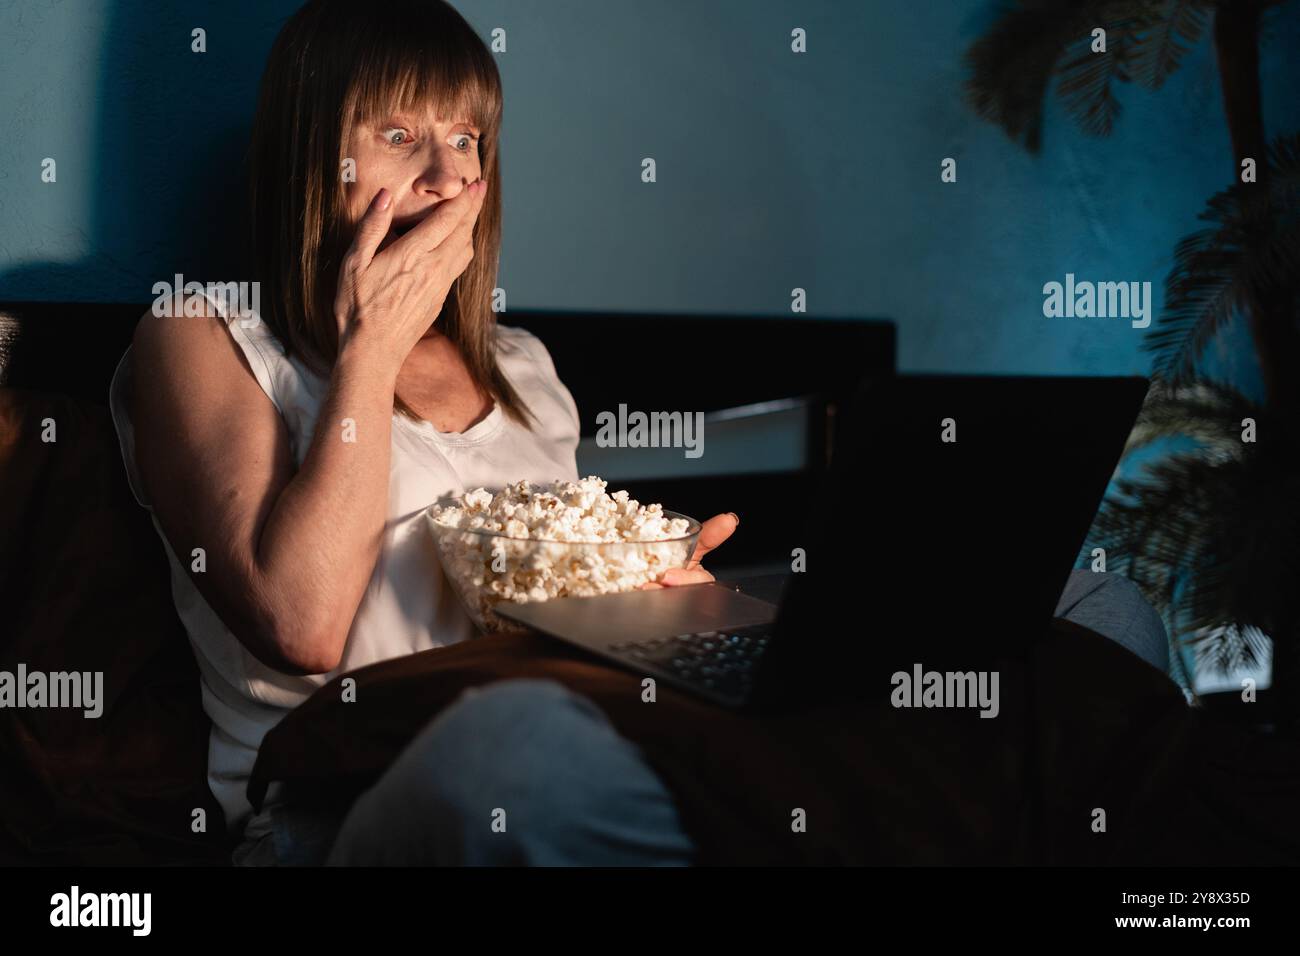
[606,626,773,699]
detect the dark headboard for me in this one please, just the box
[505,310,893,437]
[0,302,895,569]
[0,302,154,403]
[0,302,892,417]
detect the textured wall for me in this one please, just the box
[1,0,1298,386]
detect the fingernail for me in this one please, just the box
[727,512,740,527]
[373,188,391,211]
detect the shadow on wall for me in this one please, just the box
[0,0,301,302]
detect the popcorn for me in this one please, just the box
[427,476,697,632]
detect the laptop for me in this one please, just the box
[498,373,1149,712]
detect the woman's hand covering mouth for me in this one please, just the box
[377,205,446,251]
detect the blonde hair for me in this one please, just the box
[246,0,534,427]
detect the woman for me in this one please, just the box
[109,0,1169,866]
[109,0,722,866]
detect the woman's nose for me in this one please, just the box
[415,158,468,198]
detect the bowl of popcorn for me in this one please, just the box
[426,476,702,634]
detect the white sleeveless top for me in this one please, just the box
[107,298,581,841]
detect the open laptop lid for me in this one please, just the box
[753,373,1149,706]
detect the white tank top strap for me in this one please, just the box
[197,288,326,464]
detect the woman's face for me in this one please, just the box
[346,103,483,253]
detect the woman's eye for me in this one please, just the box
[384,128,411,147]
[452,134,475,152]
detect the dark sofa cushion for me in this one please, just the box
[0,387,228,864]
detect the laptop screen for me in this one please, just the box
[758,373,1148,698]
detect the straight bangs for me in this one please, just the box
[345,21,502,146]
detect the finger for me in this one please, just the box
[660,567,714,587]
[438,191,483,262]
[638,581,664,590]
[346,188,395,270]
[401,179,485,253]
[439,180,487,258]
[686,512,739,570]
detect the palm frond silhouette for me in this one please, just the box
[965,1,1300,709]
[1145,134,1300,385]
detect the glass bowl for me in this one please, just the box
[425,497,702,635]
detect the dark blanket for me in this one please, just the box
[0,388,228,865]
[251,619,1300,865]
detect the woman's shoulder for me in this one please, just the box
[494,322,561,376]
[130,291,302,424]
[493,322,579,433]
[494,321,543,351]
[132,293,257,385]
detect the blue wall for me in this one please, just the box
[4,0,1297,385]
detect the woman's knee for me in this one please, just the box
[1054,569,1169,674]
[427,678,691,863]
[329,678,693,865]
